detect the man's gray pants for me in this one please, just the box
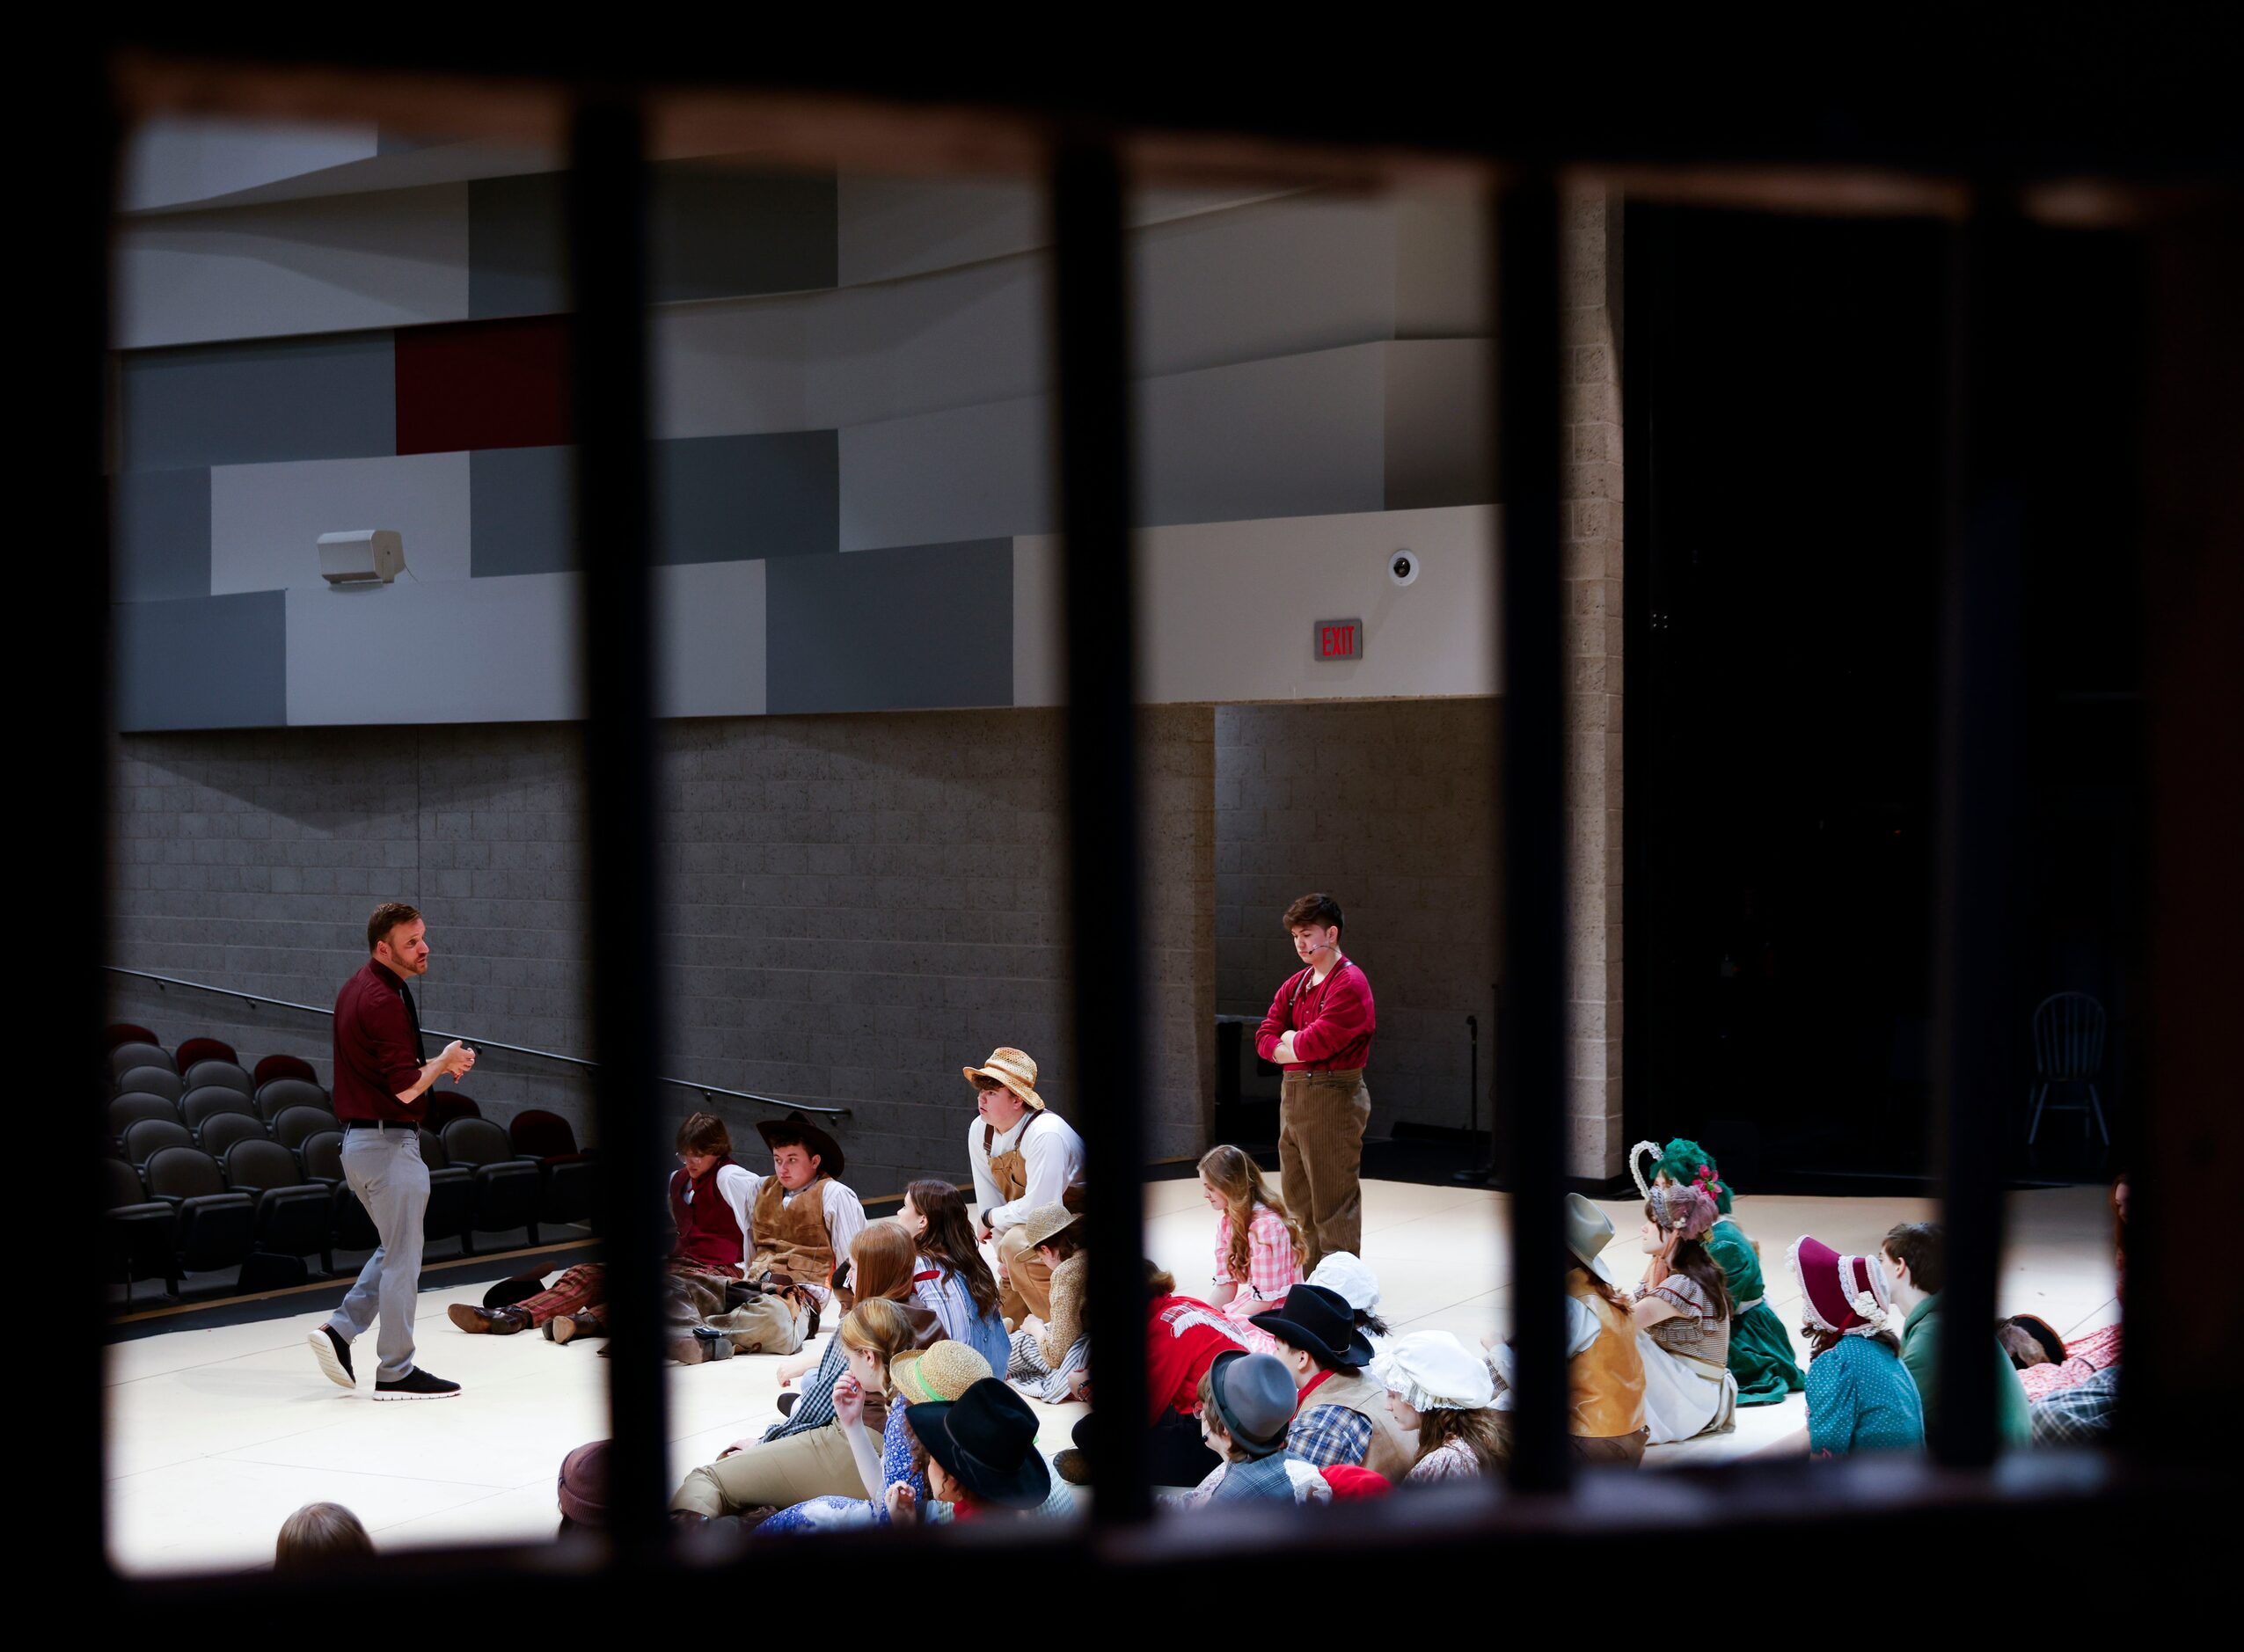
[325,1126,430,1384]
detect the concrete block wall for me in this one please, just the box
[1561,184,1626,1181]
[107,706,1216,1198]
[1213,698,1501,1139]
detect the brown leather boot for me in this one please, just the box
[550,1308,605,1345]
[669,1327,736,1364]
[448,1303,531,1335]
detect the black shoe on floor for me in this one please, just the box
[309,1325,355,1389]
[777,1392,799,1417]
[374,1366,462,1400]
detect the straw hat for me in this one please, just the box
[962,1047,1046,1111]
[892,1341,993,1404]
[1012,1202,1079,1252]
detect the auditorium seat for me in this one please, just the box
[106,1158,179,1302]
[423,1093,482,1131]
[106,1023,159,1051]
[143,1145,257,1276]
[110,1042,174,1083]
[196,1112,268,1161]
[182,1085,259,1141]
[223,1139,336,1273]
[273,1104,341,1153]
[510,1107,601,1229]
[300,1130,381,1252]
[183,1059,253,1098]
[256,1078,330,1125]
[252,1054,318,1087]
[109,1091,181,1142]
[409,1129,478,1252]
[441,1116,545,1244]
[122,1116,194,1169]
[117,1064,182,1102]
[172,1037,238,1072]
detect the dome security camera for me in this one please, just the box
[1388,548,1421,588]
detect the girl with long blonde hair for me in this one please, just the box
[1197,1144,1309,1349]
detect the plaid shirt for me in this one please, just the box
[763,1337,845,1442]
[1288,1402,1375,1470]
[2029,1363,2120,1446]
[1214,1204,1303,1310]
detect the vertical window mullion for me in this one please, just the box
[1495,172,1574,1495]
[1049,135,1151,1527]
[567,96,671,1557]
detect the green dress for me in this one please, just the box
[1705,1217,1806,1405]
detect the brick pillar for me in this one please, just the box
[1561,184,1625,1181]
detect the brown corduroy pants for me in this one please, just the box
[1277,1068,1372,1272]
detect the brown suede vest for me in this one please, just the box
[749,1174,836,1285]
[1299,1366,1420,1483]
[1566,1273,1648,1438]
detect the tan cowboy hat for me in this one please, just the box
[1012,1201,1079,1251]
[892,1341,994,1405]
[962,1047,1046,1111]
[1563,1192,1616,1273]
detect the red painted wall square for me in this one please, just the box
[394,316,573,455]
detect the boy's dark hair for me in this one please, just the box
[762,1122,818,1163]
[1882,1222,1946,1296]
[1283,892,1344,933]
[367,902,422,953]
[275,1502,372,1570]
[676,1112,733,1159]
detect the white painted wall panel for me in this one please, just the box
[210,452,472,594]
[115,185,471,349]
[837,395,1054,552]
[653,299,813,438]
[285,574,581,726]
[1014,505,1499,707]
[803,254,1049,429]
[121,118,380,214]
[657,559,767,718]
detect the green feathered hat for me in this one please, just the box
[1629,1137,1733,1214]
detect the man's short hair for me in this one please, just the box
[367,902,423,954]
[1882,1221,1946,1296]
[676,1113,733,1159]
[1283,892,1344,933]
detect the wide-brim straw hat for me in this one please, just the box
[1012,1201,1079,1252]
[893,1341,994,1405]
[963,1047,1046,1111]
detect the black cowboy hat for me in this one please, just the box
[755,1112,844,1181]
[1251,1282,1374,1369]
[904,1378,1051,1509]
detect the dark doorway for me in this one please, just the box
[1624,205,2146,1191]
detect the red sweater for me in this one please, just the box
[1147,1294,1253,1422]
[1255,958,1376,1071]
[331,960,426,1122]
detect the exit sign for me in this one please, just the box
[1313,618,1364,661]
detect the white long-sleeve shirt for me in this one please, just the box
[694,1163,867,1306]
[965,1108,1085,1231]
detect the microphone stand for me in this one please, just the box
[1453,1001,1495,1186]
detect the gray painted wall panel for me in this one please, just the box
[766,540,1011,714]
[467,172,566,319]
[1137,344,1389,526]
[113,591,287,730]
[654,166,837,302]
[658,560,767,718]
[285,575,581,725]
[657,432,837,564]
[837,398,1052,552]
[211,451,473,593]
[121,333,398,471]
[113,468,213,603]
[470,445,574,577]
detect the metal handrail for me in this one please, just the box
[101,965,848,1119]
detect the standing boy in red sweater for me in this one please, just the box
[1256,893,1378,1270]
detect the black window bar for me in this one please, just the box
[68,48,2244,1606]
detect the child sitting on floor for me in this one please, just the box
[1632,1181,1739,1444]
[1005,1202,1091,1401]
[1635,1138,1806,1406]
[1200,1144,1308,1352]
[899,1178,1012,1371]
[1168,1351,1333,1507]
[1484,1194,1649,1467]
[1373,1331,1506,1482]
[1791,1233,1924,1457]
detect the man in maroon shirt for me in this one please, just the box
[308,902,477,1399]
[1256,892,1377,1270]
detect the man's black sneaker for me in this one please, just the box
[309,1325,355,1389]
[374,1367,462,1400]
[777,1392,799,1417]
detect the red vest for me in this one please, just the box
[669,1157,746,1271]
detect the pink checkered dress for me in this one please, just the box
[1214,1203,1303,1356]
